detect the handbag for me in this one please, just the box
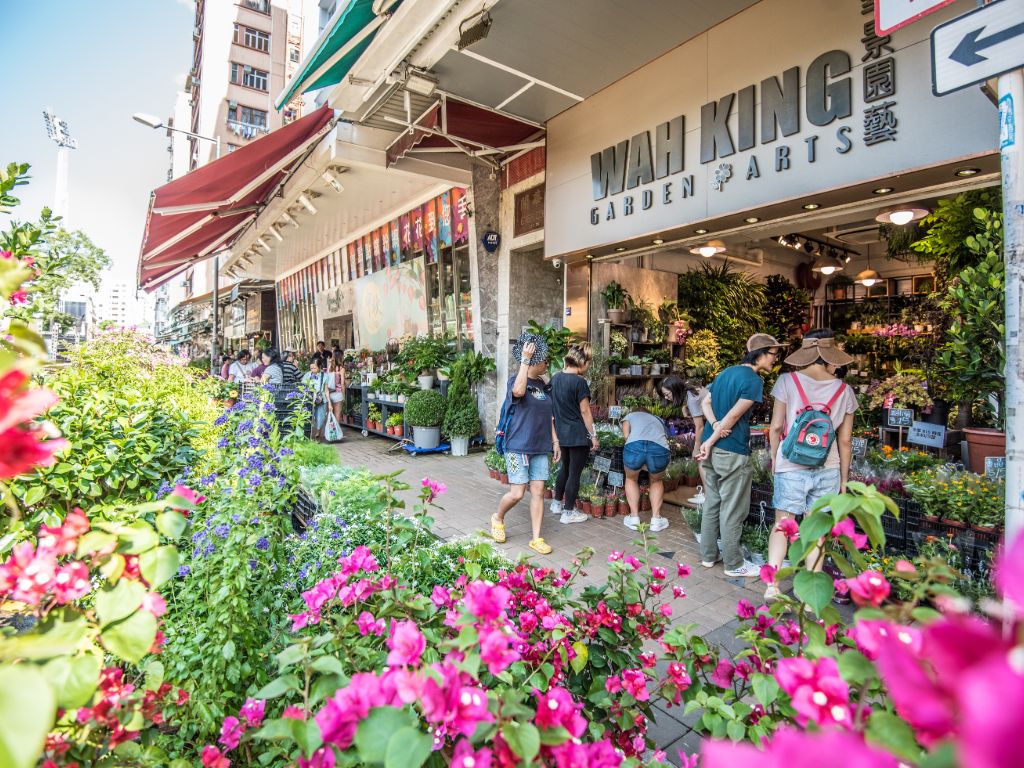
[324,410,344,443]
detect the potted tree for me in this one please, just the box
[405,389,446,449]
[443,399,480,456]
[600,281,628,324]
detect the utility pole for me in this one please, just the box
[42,108,77,219]
[1001,68,1024,544]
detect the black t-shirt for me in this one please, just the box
[550,371,592,447]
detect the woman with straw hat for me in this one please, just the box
[764,329,858,603]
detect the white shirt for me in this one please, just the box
[771,372,858,473]
[227,361,251,381]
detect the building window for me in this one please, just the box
[226,143,238,153]
[233,24,270,52]
[230,62,268,91]
[242,0,271,14]
[289,47,300,63]
[228,105,268,136]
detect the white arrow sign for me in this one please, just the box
[931,0,1024,96]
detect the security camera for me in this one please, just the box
[552,258,562,269]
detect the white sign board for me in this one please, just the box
[931,0,1024,96]
[908,420,946,448]
[875,0,956,35]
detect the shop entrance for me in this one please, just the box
[322,314,354,350]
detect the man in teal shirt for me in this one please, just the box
[696,333,783,577]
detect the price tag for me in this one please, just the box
[608,471,624,487]
[887,408,914,428]
[608,406,624,420]
[908,421,945,449]
[592,455,612,473]
[984,456,1006,478]
[852,437,868,458]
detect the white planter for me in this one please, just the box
[412,425,441,450]
[630,364,642,375]
[397,394,406,404]
[418,375,435,390]
[450,436,470,456]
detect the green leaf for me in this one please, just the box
[793,570,834,614]
[538,726,572,746]
[254,674,302,700]
[96,580,146,627]
[502,721,541,762]
[156,511,188,539]
[799,511,834,543]
[0,612,88,661]
[276,644,308,670]
[22,485,45,507]
[119,522,159,554]
[222,640,235,660]
[866,710,922,762]
[751,674,779,707]
[570,641,589,674]
[838,650,876,685]
[0,665,57,768]
[100,610,157,663]
[356,708,417,764]
[310,655,344,676]
[140,546,179,588]
[41,654,101,709]
[385,726,432,768]
[726,720,746,741]
[144,659,165,691]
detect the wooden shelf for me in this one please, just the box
[612,374,667,379]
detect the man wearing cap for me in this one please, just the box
[763,329,858,602]
[695,333,783,578]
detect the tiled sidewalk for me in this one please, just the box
[333,433,762,764]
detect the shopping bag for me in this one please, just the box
[324,411,344,443]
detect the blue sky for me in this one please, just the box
[1,0,194,276]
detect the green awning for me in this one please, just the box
[274,0,401,111]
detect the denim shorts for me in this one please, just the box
[773,468,841,515]
[623,441,671,474]
[506,452,550,485]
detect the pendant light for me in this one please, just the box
[812,247,844,276]
[875,205,929,226]
[856,244,882,287]
[689,239,726,258]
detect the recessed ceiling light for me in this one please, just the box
[872,187,894,194]
[954,167,980,177]
[585,254,593,260]
[694,228,708,235]
[615,247,626,252]
[744,216,760,223]
[652,238,664,245]
[802,203,821,210]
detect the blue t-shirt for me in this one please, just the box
[701,364,764,456]
[503,376,553,454]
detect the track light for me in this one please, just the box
[322,170,344,194]
[269,225,284,242]
[298,194,318,215]
[257,237,271,251]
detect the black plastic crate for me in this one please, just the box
[747,482,775,527]
[292,488,319,532]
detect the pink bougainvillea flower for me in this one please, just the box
[605,675,622,694]
[0,370,58,433]
[37,509,89,556]
[201,745,231,768]
[356,611,385,636]
[710,659,735,689]
[421,476,447,502]
[282,705,306,720]
[0,541,57,605]
[650,565,667,580]
[623,555,642,571]
[844,571,891,607]
[667,662,691,689]
[894,559,916,573]
[659,604,672,618]
[775,518,800,542]
[386,619,426,667]
[239,698,265,728]
[141,592,167,618]
[9,289,28,305]
[430,584,451,607]
[297,747,336,768]
[341,545,379,575]
[51,560,91,603]
[533,686,587,738]
[451,740,493,768]
[0,427,67,479]
[608,551,624,562]
[759,564,777,585]
[774,657,851,728]
[168,484,205,509]
[672,584,686,599]
[462,581,511,622]
[830,518,868,550]
[621,668,649,702]
[702,727,898,768]
[479,624,520,675]
[995,530,1024,607]
[218,716,244,750]
[316,672,396,748]
[418,664,492,738]
[736,599,755,619]
[677,562,692,578]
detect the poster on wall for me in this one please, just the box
[369,231,381,272]
[423,199,438,263]
[400,213,412,258]
[347,242,357,281]
[410,206,423,254]
[354,239,364,278]
[363,234,373,274]
[356,257,428,349]
[389,221,401,265]
[437,191,452,247]
[452,187,469,244]
[378,226,390,268]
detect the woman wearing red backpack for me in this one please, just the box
[765,329,858,603]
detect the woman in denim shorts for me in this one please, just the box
[765,330,858,602]
[621,376,689,532]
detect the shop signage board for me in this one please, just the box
[887,408,914,427]
[608,470,625,488]
[908,420,946,448]
[931,0,1024,96]
[875,0,956,35]
[544,0,997,257]
[593,455,612,473]
[852,436,868,458]
[985,456,1006,478]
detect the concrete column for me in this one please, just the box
[468,162,501,438]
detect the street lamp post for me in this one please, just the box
[133,113,223,375]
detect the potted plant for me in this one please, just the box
[683,458,700,487]
[577,483,595,516]
[617,494,629,517]
[639,487,651,511]
[386,412,404,437]
[367,404,382,432]
[828,273,854,300]
[866,369,934,420]
[604,493,617,518]
[600,281,628,324]
[658,300,688,342]
[443,400,479,457]
[405,389,446,449]
[628,356,643,376]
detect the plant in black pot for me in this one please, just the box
[405,389,446,449]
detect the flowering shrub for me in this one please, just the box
[905,467,1004,527]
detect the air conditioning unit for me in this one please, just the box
[228,100,238,109]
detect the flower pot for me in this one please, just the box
[395,426,403,437]
[609,364,619,375]
[617,500,629,516]
[922,399,950,426]
[630,364,642,375]
[963,427,1005,474]
[544,488,553,499]
[500,473,509,484]
[489,468,498,480]
[604,502,617,517]
[412,425,441,450]
[607,308,625,324]
[450,436,470,456]
[971,523,998,534]
[685,474,699,487]
[386,426,395,435]
[417,374,435,390]
[579,500,591,515]
[437,370,450,382]
[397,394,407,404]
[641,495,652,512]
[941,517,966,530]
[831,287,847,300]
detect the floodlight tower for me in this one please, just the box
[42,108,78,218]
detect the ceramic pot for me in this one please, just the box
[604,502,617,517]
[607,308,625,324]
[417,374,435,390]
[450,436,470,456]
[963,427,1005,474]
[617,500,629,517]
[394,426,403,437]
[412,425,441,449]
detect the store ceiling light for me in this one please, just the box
[857,245,882,287]
[652,238,664,245]
[873,187,894,194]
[876,205,929,226]
[694,228,708,235]
[404,67,439,97]
[257,237,271,252]
[744,216,760,223]
[955,167,980,177]
[802,203,821,210]
[281,211,300,229]
[689,240,726,258]
[268,225,284,242]
[615,247,626,252]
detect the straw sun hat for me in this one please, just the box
[784,336,854,368]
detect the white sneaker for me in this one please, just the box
[623,515,641,530]
[724,561,761,578]
[700,556,722,568]
[549,499,563,515]
[691,485,706,505]
[649,517,669,532]
[560,510,588,525]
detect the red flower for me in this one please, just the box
[844,571,891,607]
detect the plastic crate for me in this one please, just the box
[747,482,775,527]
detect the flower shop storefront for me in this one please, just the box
[275,187,473,353]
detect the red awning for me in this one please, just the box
[386,97,542,167]
[137,106,336,291]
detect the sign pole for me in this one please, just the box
[1002,67,1024,545]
